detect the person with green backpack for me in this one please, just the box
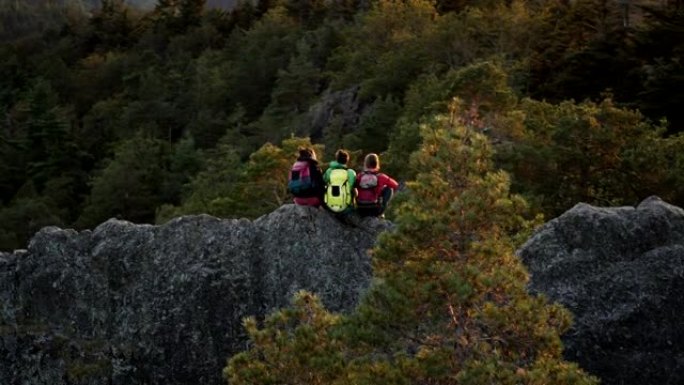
[323,149,356,214]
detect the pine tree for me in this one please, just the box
[89,0,135,51]
[155,142,242,223]
[158,136,323,222]
[230,137,324,217]
[77,135,172,228]
[329,0,438,100]
[354,95,401,154]
[494,97,679,216]
[226,104,598,385]
[631,5,684,133]
[341,106,593,384]
[154,0,206,34]
[384,61,517,181]
[226,291,347,385]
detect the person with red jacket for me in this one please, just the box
[355,153,399,218]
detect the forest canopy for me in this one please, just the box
[1,0,684,250]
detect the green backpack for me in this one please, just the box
[325,168,351,212]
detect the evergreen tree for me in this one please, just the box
[229,136,323,217]
[494,97,679,216]
[20,79,73,190]
[321,114,346,158]
[329,0,438,100]
[0,104,27,203]
[161,135,203,204]
[221,0,259,32]
[226,290,347,385]
[353,95,401,154]
[88,0,136,52]
[385,61,516,180]
[631,5,684,133]
[77,135,173,228]
[179,0,206,28]
[155,142,242,223]
[526,0,633,103]
[226,104,597,385]
[279,0,328,29]
[10,79,89,220]
[158,136,323,222]
[270,40,322,118]
[154,0,206,34]
[254,39,323,144]
[222,5,300,120]
[0,195,63,251]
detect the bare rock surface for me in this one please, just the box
[518,196,684,385]
[305,86,364,140]
[0,204,389,385]
[6,195,683,385]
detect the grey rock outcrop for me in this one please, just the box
[518,196,684,385]
[0,204,390,385]
[304,86,364,140]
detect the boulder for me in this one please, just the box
[304,86,364,140]
[0,204,389,385]
[518,196,684,385]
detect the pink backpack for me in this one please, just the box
[356,171,380,207]
[288,161,315,197]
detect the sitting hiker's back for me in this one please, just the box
[288,147,324,207]
[355,153,398,218]
[323,149,356,214]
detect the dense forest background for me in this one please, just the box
[1,0,684,251]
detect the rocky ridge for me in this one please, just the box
[2,197,684,385]
[518,196,684,385]
[0,204,389,385]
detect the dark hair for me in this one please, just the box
[335,149,349,164]
[298,147,314,159]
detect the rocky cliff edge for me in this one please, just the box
[0,204,389,385]
[519,196,684,385]
[3,197,684,385]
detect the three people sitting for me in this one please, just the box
[289,148,398,218]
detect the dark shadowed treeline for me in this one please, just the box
[1,0,684,250]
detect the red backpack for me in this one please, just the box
[356,171,380,207]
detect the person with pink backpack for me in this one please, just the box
[287,147,325,207]
[355,153,398,218]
